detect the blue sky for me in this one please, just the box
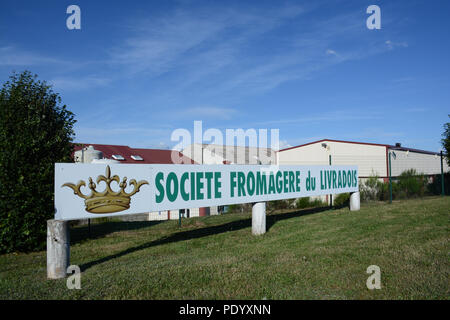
[1,0,449,151]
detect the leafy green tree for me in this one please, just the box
[442,115,450,166]
[0,71,76,253]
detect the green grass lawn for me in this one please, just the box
[0,197,449,299]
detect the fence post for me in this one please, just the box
[389,152,393,204]
[47,219,70,279]
[252,202,266,235]
[329,155,332,207]
[441,151,445,196]
[349,192,360,211]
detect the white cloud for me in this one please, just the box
[0,46,66,66]
[252,110,382,126]
[326,49,337,56]
[108,4,307,81]
[385,40,408,50]
[49,76,111,91]
[74,125,173,147]
[278,140,292,150]
[109,12,226,75]
[176,106,237,120]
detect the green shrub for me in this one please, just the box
[295,197,311,209]
[396,169,426,198]
[227,204,241,213]
[309,198,326,207]
[360,169,437,203]
[427,173,450,195]
[442,115,449,167]
[360,176,384,201]
[0,71,76,253]
[334,193,350,207]
[295,197,325,209]
[227,203,253,213]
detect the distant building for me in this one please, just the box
[182,143,276,165]
[277,139,449,178]
[277,139,449,203]
[72,139,448,215]
[73,143,195,164]
[72,143,210,221]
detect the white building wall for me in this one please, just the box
[147,207,207,221]
[182,143,276,165]
[147,211,171,221]
[203,147,226,164]
[180,144,204,164]
[390,150,450,176]
[278,141,387,177]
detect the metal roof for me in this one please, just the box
[279,139,439,155]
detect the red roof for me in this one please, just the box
[73,143,196,164]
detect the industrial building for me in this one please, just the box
[277,139,449,178]
[277,139,449,203]
[72,139,448,218]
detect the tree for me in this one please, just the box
[443,115,450,166]
[0,71,76,253]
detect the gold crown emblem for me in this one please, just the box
[62,165,148,214]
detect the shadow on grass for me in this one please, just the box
[79,206,331,272]
[71,220,163,244]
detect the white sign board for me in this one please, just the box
[55,164,358,220]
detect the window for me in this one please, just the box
[112,154,125,160]
[131,155,144,161]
